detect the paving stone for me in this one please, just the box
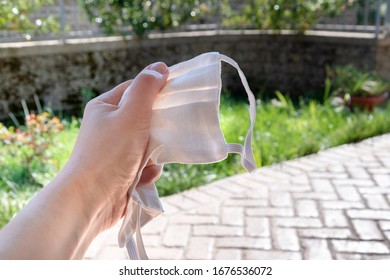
[245,250,302,260]
[301,239,332,259]
[362,254,390,260]
[224,198,268,207]
[284,160,317,172]
[335,253,363,260]
[271,184,312,192]
[274,228,300,251]
[94,246,128,260]
[216,237,272,250]
[363,194,389,210]
[290,175,310,185]
[214,249,242,260]
[384,231,390,241]
[347,167,371,179]
[162,225,191,247]
[259,168,294,179]
[327,164,345,173]
[142,217,168,234]
[347,209,390,220]
[183,189,219,204]
[215,181,250,194]
[379,221,390,231]
[231,189,269,200]
[296,200,319,217]
[332,179,375,187]
[246,207,294,217]
[332,240,390,254]
[163,195,200,210]
[221,207,244,226]
[238,176,273,190]
[147,248,184,260]
[298,156,331,168]
[298,228,352,239]
[323,209,349,227]
[199,184,234,199]
[336,186,362,202]
[352,220,383,240]
[193,225,243,237]
[270,192,293,207]
[246,217,270,237]
[357,187,390,194]
[192,203,221,215]
[368,167,390,174]
[309,172,348,179]
[170,214,218,225]
[279,165,304,176]
[321,201,365,209]
[311,179,335,193]
[185,237,214,260]
[373,174,390,187]
[275,217,322,228]
[161,201,180,214]
[143,235,161,247]
[293,192,338,200]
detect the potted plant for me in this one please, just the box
[327,64,390,110]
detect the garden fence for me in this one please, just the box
[0,0,390,43]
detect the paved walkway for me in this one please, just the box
[84,134,390,260]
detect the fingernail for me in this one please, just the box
[149,62,168,75]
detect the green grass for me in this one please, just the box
[156,96,390,195]
[1,97,390,228]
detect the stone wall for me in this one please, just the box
[0,30,389,119]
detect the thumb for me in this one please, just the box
[118,62,168,110]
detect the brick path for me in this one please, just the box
[84,134,390,260]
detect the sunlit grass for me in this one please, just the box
[157,96,390,195]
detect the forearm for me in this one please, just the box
[0,166,102,259]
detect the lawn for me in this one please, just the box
[1,95,390,228]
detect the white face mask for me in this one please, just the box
[118,52,257,260]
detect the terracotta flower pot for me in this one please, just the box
[348,92,389,111]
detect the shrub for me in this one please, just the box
[0,0,59,38]
[326,64,390,97]
[80,0,216,36]
[0,112,64,187]
[222,0,356,33]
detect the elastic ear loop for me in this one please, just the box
[125,200,148,260]
[220,54,257,173]
[119,146,164,260]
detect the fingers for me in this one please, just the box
[138,164,164,185]
[96,80,133,106]
[118,62,169,110]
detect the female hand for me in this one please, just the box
[0,62,169,259]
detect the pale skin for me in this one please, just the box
[0,62,169,259]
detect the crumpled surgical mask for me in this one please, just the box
[117,52,257,260]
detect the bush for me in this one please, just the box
[0,112,64,187]
[81,0,217,36]
[222,0,356,33]
[0,0,59,38]
[326,64,390,97]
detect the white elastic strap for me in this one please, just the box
[125,200,148,260]
[126,237,139,259]
[220,54,257,173]
[227,143,256,172]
